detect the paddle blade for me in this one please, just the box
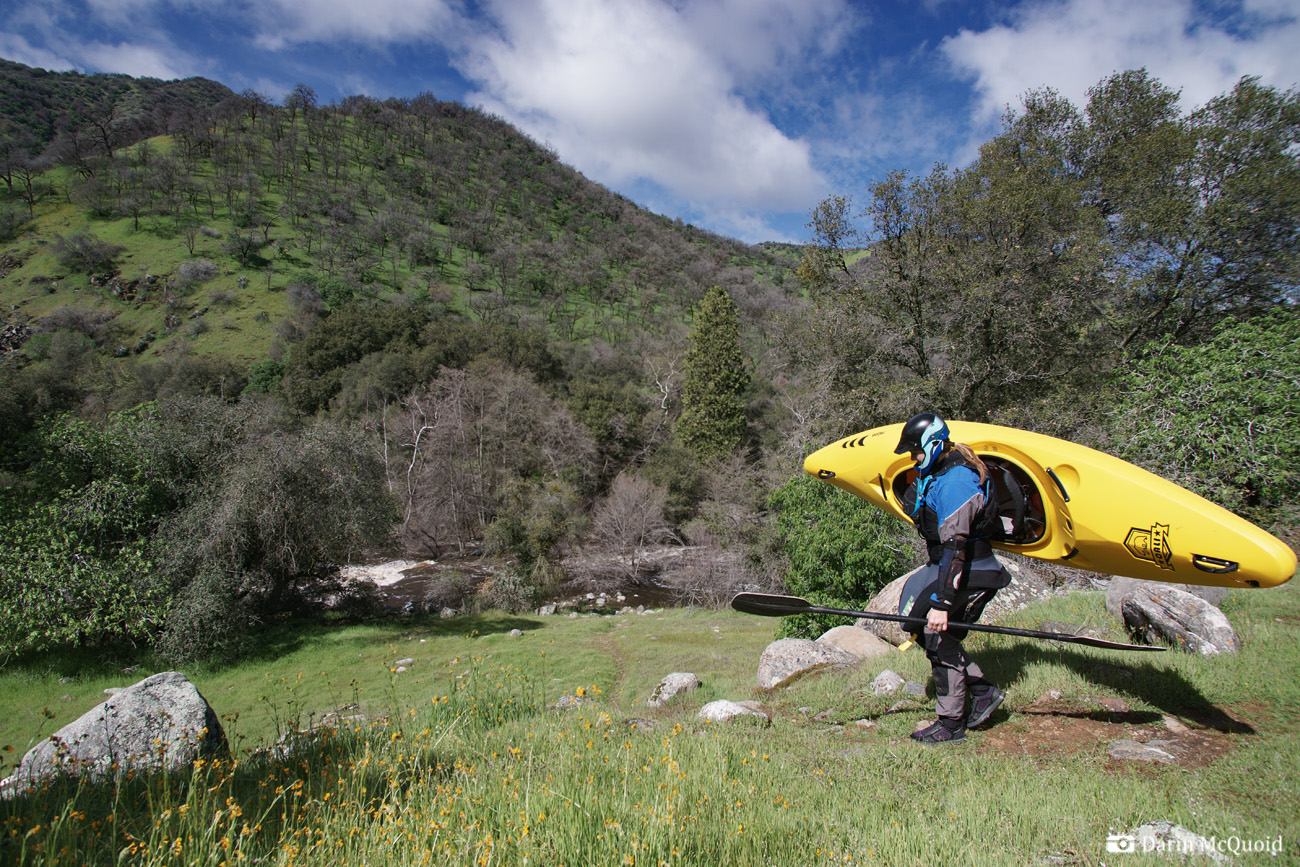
[730,592,814,618]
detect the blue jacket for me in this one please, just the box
[910,449,994,610]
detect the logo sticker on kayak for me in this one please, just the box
[1125,524,1173,570]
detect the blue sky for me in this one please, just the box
[3,0,1297,243]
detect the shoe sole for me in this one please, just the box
[967,691,1005,729]
[911,734,966,745]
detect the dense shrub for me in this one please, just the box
[52,229,125,275]
[154,566,251,664]
[0,409,191,657]
[154,411,397,635]
[639,440,706,525]
[38,306,117,345]
[765,473,910,639]
[245,358,284,394]
[0,397,398,663]
[174,259,218,290]
[1107,311,1300,527]
[0,205,25,242]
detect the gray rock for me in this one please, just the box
[1106,576,1228,617]
[696,700,770,725]
[903,681,928,698]
[871,669,905,696]
[756,638,856,689]
[509,629,523,638]
[647,672,702,708]
[817,625,892,660]
[12,672,227,792]
[1108,739,1176,763]
[1121,586,1240,654]
[854,569,918,646]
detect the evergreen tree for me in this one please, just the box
[677,286,750,459]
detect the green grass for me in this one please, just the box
[1,583,1297,865]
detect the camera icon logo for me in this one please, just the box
[1106,834,1138,853]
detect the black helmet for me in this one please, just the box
[895,412,950,475]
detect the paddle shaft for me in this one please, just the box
[729,593,1165,652]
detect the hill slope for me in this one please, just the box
[0,58,233,156]
[1,63,795,402]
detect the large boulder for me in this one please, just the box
[12,671,228,790]
[1105,576,1228,617]
[816,625,892,660]
[854,569,917,646]
[1120,586,1240,655]
[756,638,856,689]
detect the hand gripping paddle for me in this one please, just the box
[730,592,1165,653]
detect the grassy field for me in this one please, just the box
[1,583,1297,865]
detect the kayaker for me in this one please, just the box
[895,412,1011,744]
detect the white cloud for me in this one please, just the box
[942,0,1300,128]
[248,0,461,49]
[679,0,853,83]
[77,40,191,80]
[454,0,827,213]
[0,32,77,71]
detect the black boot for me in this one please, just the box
[966,686,1004,729]
[910,718,966,745]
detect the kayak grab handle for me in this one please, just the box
[1192,554,1239,575]
[1046,467,1070,502]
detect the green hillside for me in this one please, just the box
[0,58,234,155]
[1,67,794,390]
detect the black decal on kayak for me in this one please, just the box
[1125,524,1173,570]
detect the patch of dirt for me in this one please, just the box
[976,703,1259,769]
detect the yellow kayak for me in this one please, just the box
[803,421,1296,589]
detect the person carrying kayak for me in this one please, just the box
[895,412,1011,744]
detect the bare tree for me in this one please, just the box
[590,473,673,578]
[390,361,597,553]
